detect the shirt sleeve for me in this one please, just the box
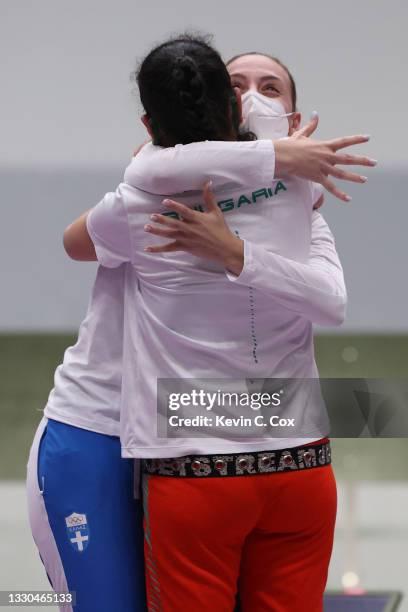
[225,212,347,327]
[86,183,132,268]
[124,140,276,195]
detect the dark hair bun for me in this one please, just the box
[172,56,205,109]
[137,34,241,145]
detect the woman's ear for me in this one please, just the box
[141,114,154,138]
[288,112,302,135]
[233,86,243,125]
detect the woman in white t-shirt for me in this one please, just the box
[64,34,375,611]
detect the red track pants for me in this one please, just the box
[142,464,337,612]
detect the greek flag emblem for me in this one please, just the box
[65,512,90,552]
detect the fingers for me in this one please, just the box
[328,134,370,151]
[202,180,219,212]
[133,139,151,157]
[326,166,368,184]
[295,111,319,138]
[320,176,351,203]
[332,153,377,167]
[148,213,182,229]
[144,240,182,253]
[162,199,197,221]
[144,223,180,239]
[144,212,185,239]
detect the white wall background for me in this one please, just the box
[1,0,407,331]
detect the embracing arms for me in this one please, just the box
[126,115,375,202]
[63,210,96,261]
[143,183,346,327]
[63,115,375,260]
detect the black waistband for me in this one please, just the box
[142,440,331,478]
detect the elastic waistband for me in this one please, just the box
[142,440,332,478]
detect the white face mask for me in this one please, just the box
[240,91,294,140]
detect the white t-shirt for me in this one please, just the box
[88,140,346,457]
[45,265,125,436]
[44,141,284,437]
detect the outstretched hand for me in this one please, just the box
[275,112,377,202]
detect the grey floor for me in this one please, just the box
[0,483,53,611]
[0,480,406,612]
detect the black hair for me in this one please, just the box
[134,33,254,146]
[227,52,297,111]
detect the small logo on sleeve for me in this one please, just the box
[65,512,90,552]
